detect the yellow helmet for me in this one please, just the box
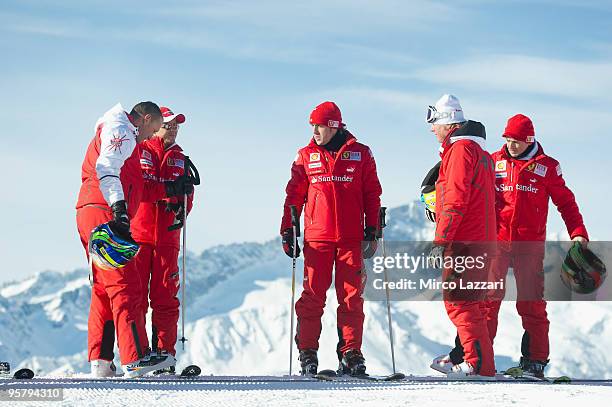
[420,162,440,220]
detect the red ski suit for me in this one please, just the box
[76,104,150,365]
[485,142,588,362]
[435,121,497,376]
[131,136,194,356]
[281,131,382,355]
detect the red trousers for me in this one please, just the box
[76,206,149,365]
[484,242,549,361]
[295,241,365,355]
[443,243,495,376]
[136,244,181,356]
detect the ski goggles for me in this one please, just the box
[425,105,457,124]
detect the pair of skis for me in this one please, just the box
[313,369,405,382]
[501,367,571,384]
[120,364,201,379]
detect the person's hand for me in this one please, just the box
[282,228,301,258]
[362,226,378,259]
[165,177,194,197]
[108,200,132,240]
[425,208,436,223]
[166,201,185,221]
[427,244,446,268]
[572,236,588,248]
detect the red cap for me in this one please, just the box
[503,114,535,143]
[160,106,185,124]
[309,101,343,128]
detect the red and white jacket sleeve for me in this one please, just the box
[362,148,382,229]
[547,162,588,240]
[435,144,475,245]
[280,151,309,234]
[95,124,137,206]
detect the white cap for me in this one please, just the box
[432,94,465,124]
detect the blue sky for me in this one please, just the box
[0,0,610,283]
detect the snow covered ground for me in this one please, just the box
[1,376,612,406]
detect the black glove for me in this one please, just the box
[166,201,185,222]
[427,244,446,268]
[282,228,301,258]
[362,226,378,259]
[165,177,194,197]
[108,200,132,240]
[425,208,436,223]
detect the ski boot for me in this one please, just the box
[124,351,176,378]
[447,361,495,381]
[153,351,177,375]
[338,349,366,376]
[299,349,318,375]
[430,354,454,374]
[510,357,548,379]
[90,359,117,378]
[0,362,10,378]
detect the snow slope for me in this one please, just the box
[1,377,611,407]
[1,202,611,381]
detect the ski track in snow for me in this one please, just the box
[1,377,612,406]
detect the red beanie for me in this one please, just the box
[503,114,535,143]
[309,101,343,128]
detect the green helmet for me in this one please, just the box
[561,242,607,294]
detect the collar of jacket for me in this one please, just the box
[500,141,544,161]
[439,120,486,156]
[164,142,183,152]
[308,130,357,149]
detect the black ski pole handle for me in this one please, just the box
[184,156,201,186]
[377,206,387,239]
[290,205,301,237]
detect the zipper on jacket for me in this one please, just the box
[329,141,353,242]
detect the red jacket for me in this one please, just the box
[76,109,143,218]
[281,131,382,243]
[435,121,497,244]
[492,143,588,242]
[132,136,194,248]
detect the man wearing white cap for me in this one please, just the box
[131,106,195,373]
[425,95,497,379]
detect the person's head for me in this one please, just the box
[502,114,535,157]
[426,94,466,143]
[156,106,186,148]
[130,101,163,142]
[309,101,343,146]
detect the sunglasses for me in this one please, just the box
[426,106,457,124]
[162,123,180,130]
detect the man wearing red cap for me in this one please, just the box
[485,114,588,377]
[76,102,176,377]
[132,106,194,373]
[281,101,382,376]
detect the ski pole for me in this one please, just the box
[289,205,300,377]
[179,187,188,351]
[378,206,397,374]
[178,155,199,351]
